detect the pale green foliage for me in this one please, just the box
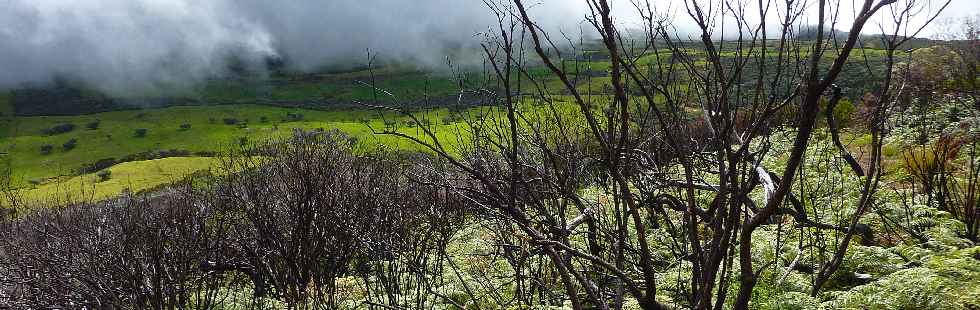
[839,246,904,277]
[923,216,973,250]
[656,260,695,304]
[747,120,979,310]
[895,203,974,249]
[201,286,287,310]
[886,97,977,149]
[778,272,816,295]
[763,292,821,310]
[820,246,980,309]
[825,268,961,309]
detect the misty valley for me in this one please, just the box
[0,0,979,309]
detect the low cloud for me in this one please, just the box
[3,0,961,94]
[0,0,585,93]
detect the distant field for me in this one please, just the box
[0,62,597,205]
[0,65,492,205]
[0,48,896,204]
[0,103,494,194]
[13,156,220,207]
[9,66,480,116]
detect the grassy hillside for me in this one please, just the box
[10,66,478,116]
[15,156,220,206]
[0,46,904,205]
[0,102,497,204]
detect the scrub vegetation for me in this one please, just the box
[1,0,978,309]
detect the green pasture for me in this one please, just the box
[13,156,220,207]
[0,94,608,204]
[0,104,488,188]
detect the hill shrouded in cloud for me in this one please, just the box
[0,0,971,93]
[0,0,583,93]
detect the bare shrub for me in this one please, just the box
[212,129,466,307]
[0,188,232,309]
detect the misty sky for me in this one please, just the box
[0,0,974,93]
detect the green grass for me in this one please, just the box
[0,103,487,188]
[12,156,220,206]
[0,66,486,203]
[0,94,597,204]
